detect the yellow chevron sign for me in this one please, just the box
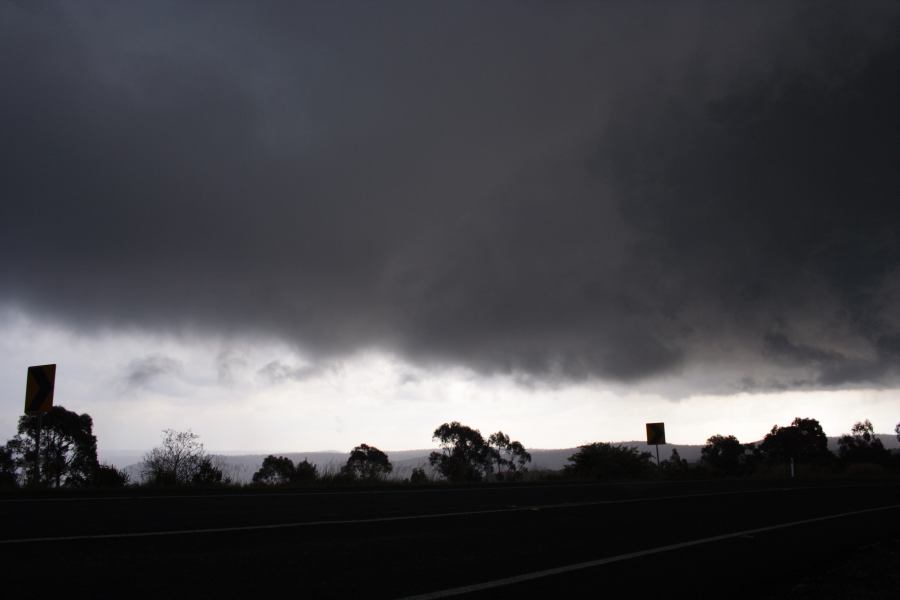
[646,422,666,445]
[24,364,56,415]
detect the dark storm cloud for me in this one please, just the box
[763,333,842,368]
[2,1,900,393]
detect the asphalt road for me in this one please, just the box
[1,480,898,598]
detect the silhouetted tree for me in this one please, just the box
[838,420,890,464]
[141,429,220,486]
[252,456,318,484]
[895,421,899,442]
[4,406,98,487]
[294,458,318,482]
[93,463,130,488]
[342,444,392,480]
[758,417,832,465]
[429,422,493,482]
[564,443,653,479]
[701,435,745,476]
[253,455,296,485]
[487,431,532,480]
[409,467,428,484]
[660,447,690,477]
[192,456,228,485]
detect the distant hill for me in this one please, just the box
[117,434,899,484]
[826,433,899,452]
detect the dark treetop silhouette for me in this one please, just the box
[429,422,531,482]
[1,405,98,488]
[342,444,393,480]
[141,429,227,486]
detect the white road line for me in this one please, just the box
[0,487,884,544]
[395,503,900,600]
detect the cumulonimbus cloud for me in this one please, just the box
[2,2,899,393]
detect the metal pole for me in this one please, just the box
[790,457,795,479]
[655,444,660,468]
[34,413,42,487]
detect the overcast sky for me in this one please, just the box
[2,2,899,455]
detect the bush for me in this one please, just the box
[93,463,130,488]
[842,463,891,479]
[660,448,691,479]
[564,443,653,479]
[141,429,226,486]
[294,459,318,482]
[253,455,296,485]
[838,420,890,465]
[701,435,746,476]
[409,467,428,484]
[192,456,228,485]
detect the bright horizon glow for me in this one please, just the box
[1,308,897,459]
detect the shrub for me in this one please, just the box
[564,443,653,479]
[93,463,130,487]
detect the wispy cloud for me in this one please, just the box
[258,360,323,383]
[124,354,183,389]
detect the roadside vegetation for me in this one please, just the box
[0,406,128,490]
[1,412,898,492]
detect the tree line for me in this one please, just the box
[1,407,898,490]
[695,417,897,478]
[249,422,532,485]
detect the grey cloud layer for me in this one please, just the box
[3,2,900,392]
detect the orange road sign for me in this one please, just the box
[646,422,666,445]
[25,364,56,415]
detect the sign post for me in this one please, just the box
[24,364,56,486]
[645,422,666,468]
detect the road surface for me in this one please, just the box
[1,480,897,597]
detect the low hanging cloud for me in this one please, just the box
[124,354,184,389]
[211,352,243,388]
[258,360,324,384]
[2,2,900,394]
